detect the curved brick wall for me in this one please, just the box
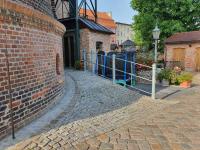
[12,0,54,17]
[0,0,66,139]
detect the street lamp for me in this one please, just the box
[152,25,160,63]
[151,25,160,100]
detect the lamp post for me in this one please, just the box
[152,25,160,63]
[151,25,160,100]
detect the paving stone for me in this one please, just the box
[113,143,127,150]
[119,129,130,140]
[48,141,57,147]
[58,140,68,146]
[62,144,76,150]
[181,143,193,150]
[86,138,100,148]
[150,143,162,150]
[32,147,41,150]
[88,147,99,150]
[137,140,151,150]
[170,143,183,150]
[75,142,90,150]
[97,133,109,143]
[99,142,113,150]
[52,143,61,149]
[159,142,172,150]
[28,143,37,149]
[109,137,118,145]
[43,145,53,150]
[127,141,140,150]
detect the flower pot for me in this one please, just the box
[180,81,191,88]
[162,79,169,87]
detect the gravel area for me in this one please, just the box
[42,70,144,129]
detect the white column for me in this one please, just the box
[112,54,116,84]
[152,63,156,100]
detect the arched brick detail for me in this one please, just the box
[56,53,61,75]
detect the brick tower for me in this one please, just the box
[0,0,66,139]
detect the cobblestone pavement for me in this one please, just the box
[193,73,200,85]
[6,70,200,150]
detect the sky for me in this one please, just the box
[97,0,136,24]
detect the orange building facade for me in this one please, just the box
[80,9,117,45]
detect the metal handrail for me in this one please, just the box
[84,60,152,82]
[85,52,152,69]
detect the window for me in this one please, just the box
[96,41,103,51]
[56,53,61,75]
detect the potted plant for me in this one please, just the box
[177,73,193,88]
[157,71,164,83]
[157,69,171,86]
[74,60,82,70]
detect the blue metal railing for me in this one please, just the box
[81,50,156,97]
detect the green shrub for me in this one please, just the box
[177,73,193,83]
[74,60,81,70]
[162,69,172,80]
[157,69,172,82]
[169,70,179,85]
[157,69,193,85]
[157,71,164,82]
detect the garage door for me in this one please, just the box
[172,48,186,68]
[195,48,200,72]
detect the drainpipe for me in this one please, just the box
[4,25,15,139]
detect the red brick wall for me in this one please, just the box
[80,29,111,70]
[80,29,111,53]
[0,0,65,139]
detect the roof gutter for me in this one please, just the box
[165,40,200,45]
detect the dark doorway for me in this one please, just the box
[64,33,75,68]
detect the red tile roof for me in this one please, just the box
[165,31,200,44]
[80,9,116,30]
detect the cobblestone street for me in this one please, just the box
[4,70,200,150]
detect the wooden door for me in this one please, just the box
[172,48,186,68]
[195,48,200,72]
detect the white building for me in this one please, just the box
[116,22,134,45]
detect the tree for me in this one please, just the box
[131,0,200,51]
